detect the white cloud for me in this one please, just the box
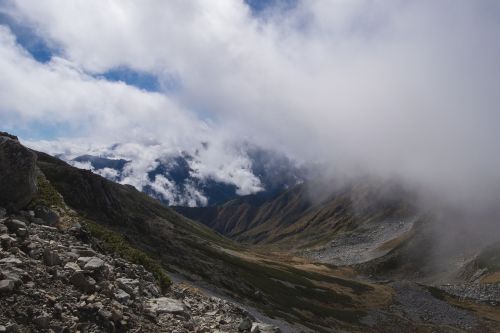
[2,0,500,212]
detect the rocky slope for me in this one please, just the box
[0,207,280,332]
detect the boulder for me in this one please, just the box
[0,134,37,211]
[5,324,18,333]
[33,206,60,226]
[116,277,139,295]
[1,267,24,287]
[144,297,185,316]
[0,234,16,250]
[0,257,23,266]
[0,279,16,293]
[113,288,130,304]
[251,323,281,333]
[70,272,96,293]
[83,257,105,272]
[5,219,26,234]
[64,262,82,273]
[43,249,62,266]
[15,228,28,238]
[238,318,252,331]
[33,313,51,329]
[77,256,94,267]
[71,246,97,257]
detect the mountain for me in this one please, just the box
[3,131,500,332]
[68,145,305,207]
[176,176,500,301]
[175,181,414,247]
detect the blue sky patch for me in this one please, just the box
[1,116,86,141]
[0,13,56,63]
[245,0,297,15]
[99,67,162,93]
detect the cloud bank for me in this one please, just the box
[1,1,500,212]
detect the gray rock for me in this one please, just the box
[251,323,281,333]
[0,234,16,250]
[70,271,96,293]
[5,324,18,333]
[0,207,6,218]
[33,313,51,329]
[144,282,161,297]
[116,277,139,295]
[15,228,27,238]
[0,325,5,332]
[0,133,37,211]
[1,267,23,287]
[98,308,112,320]
[4,219,26,234]
[251,326,261,333]
[113,288,130,304]
[34,206,60,226]
[43,249,62,266]
[71,246,96,257]
[77,256,93,267]
[238,318,252,331]
[0,257,23,266]
[0,279,16,293]
[111,308,123,322]
[144,297,186,316]
[83,257,105,271]
[64,262,81,273]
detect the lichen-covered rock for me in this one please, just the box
[0,133,37,211]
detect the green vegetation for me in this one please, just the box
[86,220,172,291]
[29,174,65,208]
[182,238,369,332]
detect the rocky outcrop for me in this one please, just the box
[0,133,37,212]
[0,206,280,332]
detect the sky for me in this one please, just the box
[1,0,500,211]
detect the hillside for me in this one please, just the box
[175,181,414,249]
[2,132,500,332]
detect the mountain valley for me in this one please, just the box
[2,132,500,332]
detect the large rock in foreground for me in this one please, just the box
[0,132,37,211]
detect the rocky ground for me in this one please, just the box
[300,217,417,266]
[0,206,280,333]
[437,283,500,303]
